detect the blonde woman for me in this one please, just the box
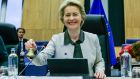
[25,0,106,78]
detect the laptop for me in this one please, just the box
[47,58,90,79]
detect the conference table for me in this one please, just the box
[0,76,139,79]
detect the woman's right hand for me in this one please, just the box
[25,39,37,51]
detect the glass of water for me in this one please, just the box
[0,66,8,76]
[0,66,9,79]
[132,67,140,78]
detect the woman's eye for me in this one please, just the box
[65,14,70,17]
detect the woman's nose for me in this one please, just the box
[69,15,74,20]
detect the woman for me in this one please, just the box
[25,0,106,78]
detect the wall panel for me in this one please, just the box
[124,0,140,39]
[22,0,64,41]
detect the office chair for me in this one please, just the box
[63,14,111,76]
[82,14,110,76]
[0,35,8,66]
[0,23,19,54]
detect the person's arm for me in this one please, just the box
[94,35,105,72]
[94,35,106,78]
[31,35,57,66]
[32,39,55,66]
[0,36,8,66]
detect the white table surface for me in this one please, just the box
[0,76,139,79]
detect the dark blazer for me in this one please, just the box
[17,38,28,54]
[17,38,28,75]
[0,36,8,66]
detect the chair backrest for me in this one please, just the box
[0,23,19,54]
[82,15,107,35]
[82,14,111,76]
[63,14,111,76]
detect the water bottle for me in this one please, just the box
[120,49,132,78]
[8,48,18,77]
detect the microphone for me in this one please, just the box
[18,42,48,76]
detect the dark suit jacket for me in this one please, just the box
[17,38,28,54]
[17,38,28,75]
[0,36,8,66]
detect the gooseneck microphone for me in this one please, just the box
[18,42,47,76]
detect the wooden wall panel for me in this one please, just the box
[115,47,121,57]
[22,0,64,41]
[22,0,84,41]
[124,0,140,39]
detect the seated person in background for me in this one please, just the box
[132,41,140,61]
[114,41,140,70]
[119,44,136,58]
[25,0,106,79]
[0,35,8,66]
[16,27,28,75]
[120,41,140,61]
[17,27,28,53]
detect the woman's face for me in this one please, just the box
[63,5,82,31]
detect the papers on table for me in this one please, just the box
[18,76,83,79]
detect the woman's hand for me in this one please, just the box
[94,71,106,79]
[25,39,37,59]
[25,39,37,50]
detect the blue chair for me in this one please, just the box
[24,57,48,76]
[36,41,48,51]
[126,38,140,44]
[36,41,48,46]
[121,44,131,49]
[24,41,49,76]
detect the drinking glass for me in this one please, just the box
[132,67,140,78]
[0,66,8,76]
[0,66,8,79]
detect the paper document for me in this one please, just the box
[17,76,83,79]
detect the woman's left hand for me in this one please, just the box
[94,71,106,79]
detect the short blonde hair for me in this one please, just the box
[59,0,86,26]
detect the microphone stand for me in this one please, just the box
[18,44,47,76]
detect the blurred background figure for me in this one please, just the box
[17,28,28,53]
[119,44,135,58]
[16,27,28,75]
[0,35,8,66]
[114,41,140,71]
[132,41,140,61]
[120,41,140,61]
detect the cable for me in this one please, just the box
[18,42,47,76]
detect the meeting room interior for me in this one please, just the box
[0,0,140,79]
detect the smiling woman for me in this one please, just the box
[25,0,106,79]
[63,6,82,32]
